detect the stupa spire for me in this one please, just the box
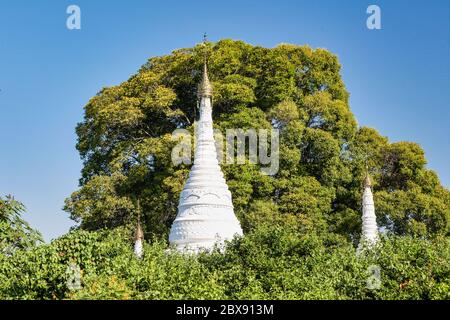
[198,63,213,98]
[198,34,212,99]
[168,40,243,253]
[364,171,372,188]
[358,169,379,250]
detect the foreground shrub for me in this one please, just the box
[0,226,448,300]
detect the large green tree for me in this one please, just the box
[64,39,450,242]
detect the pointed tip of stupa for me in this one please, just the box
[198,34,213,98]
[134,219,144,241]
[364,171,372,188]
[198,62,213,98]
[363,164,372,188]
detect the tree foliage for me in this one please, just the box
[64,39,449,241]
[0,227,448,300]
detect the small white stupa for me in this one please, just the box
[168,58,243,253]
[358,171,379,251]
[134,216,144,259]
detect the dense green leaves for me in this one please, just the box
[65,39,450,239]
[0,227,448,300]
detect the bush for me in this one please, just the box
[0,226,448,300]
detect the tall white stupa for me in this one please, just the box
[358,172,379,250]
[168,59,243,253]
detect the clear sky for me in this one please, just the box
[1,0,449,242]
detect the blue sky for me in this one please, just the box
[1,0,449,241]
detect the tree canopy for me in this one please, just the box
[64,39,449,242]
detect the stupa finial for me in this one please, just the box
[134,215,144,241]
[364,168,372,188]
[198,34,213,98]
[134,200,144,241]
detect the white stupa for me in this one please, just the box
[168,62,243,253]
[358,172,379,250]
[134,217,144,259]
